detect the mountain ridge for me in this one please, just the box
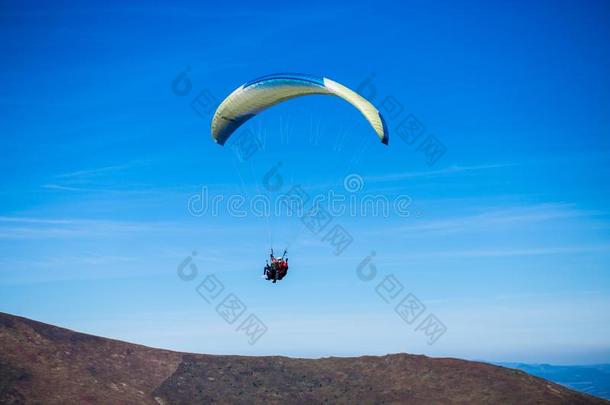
[0,311,607,404]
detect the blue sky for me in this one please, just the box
[1,0,609,364]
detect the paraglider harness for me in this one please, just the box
[263,249,288,283]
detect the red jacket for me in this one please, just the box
[272,258,287,270]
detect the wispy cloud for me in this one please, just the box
[372,243,610,265]
[494,290,603,301]
[388,203,599,235]
[365,164,512,183]
[0,216,259,240]
[0,216,75,225]
[38,160,153,193]
[0,216,185,239]
[41,184,90,192]
[55,163,140,179]
[441,244,610,258]
[0,252,144,270]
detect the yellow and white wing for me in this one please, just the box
[211,73,389,146]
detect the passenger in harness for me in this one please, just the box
[263,249,288,283]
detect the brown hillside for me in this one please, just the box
[0,312,606,404]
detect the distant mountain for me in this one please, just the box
[0,312,607,404]
[498,363,610,401]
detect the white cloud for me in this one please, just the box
[365,163,512,182]
[364,203,599,236]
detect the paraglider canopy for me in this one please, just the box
[211,73,389,146]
